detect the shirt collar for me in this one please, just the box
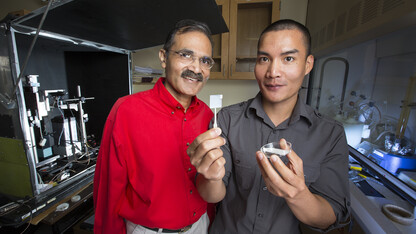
[246,92,313,127]
[155,77,201,111]
[290,96,313,126]
[246,92,267,120]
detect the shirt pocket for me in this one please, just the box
[232,149,258,191]
[234,163,257,190]
[303,163,321,186]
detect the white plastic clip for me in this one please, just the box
[210,94,223,128]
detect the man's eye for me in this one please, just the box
[284,56,294,62]
[257,57,269,63]
[180,52,192,59]
[201,57,212,65]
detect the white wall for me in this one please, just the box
[133,78,259,108]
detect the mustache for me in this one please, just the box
[181,70,204,82]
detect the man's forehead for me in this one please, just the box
[259,30,307,52]
[173,31,209,44]
[262,29,303,41]
[171,32,212,54]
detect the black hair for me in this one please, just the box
[258,19,312,56]
[163,19,213,53]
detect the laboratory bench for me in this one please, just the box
[0,181,94,234]
[348,147,416,234]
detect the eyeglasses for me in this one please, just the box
[168,50,215,70]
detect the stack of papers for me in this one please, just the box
[134,66,163,76]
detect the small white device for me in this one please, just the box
[71,195,81,203]
[56,203,69,212]
[209,94,223,128]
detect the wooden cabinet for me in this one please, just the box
[307,0,416,57]
[211,0,280,80]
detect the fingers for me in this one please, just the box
[256,151,285,182]
[256,145,306,198]
[280,140,304,178]
[256,151,287,196]
[279,138,289,151]
[189,136,225,167]
[187,128,222,155]
[188,128,225,166]
[188,128,221,152]
[198,153,226,181]
[187,128,226,181]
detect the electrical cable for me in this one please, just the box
[0,199,34,229]
[37,172,44,185]
[19,203,32,234]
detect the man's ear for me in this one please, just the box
[305,54,314,75]
[159,49,167,68]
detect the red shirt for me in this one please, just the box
[93,78,213,234]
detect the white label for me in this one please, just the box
[210,94,223,108]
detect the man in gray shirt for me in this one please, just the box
[187,19,351,233]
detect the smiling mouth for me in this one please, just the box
[265,83,284,88]
[181,70,203,82]
[184,76,201,82]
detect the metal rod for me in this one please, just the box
[77,85,88,155]
[10,0,55,100]
[316,57,349,112]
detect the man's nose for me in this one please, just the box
[267,60,281,78]
[188,57,202,73]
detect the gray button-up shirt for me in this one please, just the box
[209,93,350,234]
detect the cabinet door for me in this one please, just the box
[211,0,230,79]
[228,0,280,79]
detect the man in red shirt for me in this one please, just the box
[93,19,215,234]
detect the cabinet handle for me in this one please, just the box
[230,64,233,77]
[223,65,225,77]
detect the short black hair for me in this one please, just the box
[163,19,213,53]
[258,19,312,56]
